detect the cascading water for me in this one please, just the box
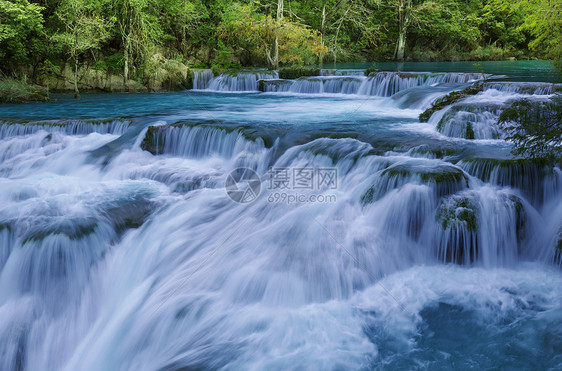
[1,63,561,370]
[205,71,278,92]
[258,72,486,96]
[192,70,215,90]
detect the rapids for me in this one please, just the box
[0,61,561,370]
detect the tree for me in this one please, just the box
[0,0,45,75]
[498,96,562,160]
[489,0,562,72]
[54,0,109,98]
[217,2,325,68]
[159,0,202,54]
[267,0,284,69]
[109,0,163,88]
[394,0,411,60]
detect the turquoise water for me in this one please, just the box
[0,62,561,370]
[316,60,561,82]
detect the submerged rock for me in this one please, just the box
[419,83,484,122]
[459,158,556,206]
[435,195,479,264]
[360,161,469,205]
[437,196,478,232]
[258,79,293,92]
[435,192,528,265]
[436,104,503,140]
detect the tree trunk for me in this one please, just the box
[394,0,410,61]
[320,0,326,67]
[271,0,283,69]
[333,6,350,64]
[74,54,80,99]
[395,31,406,60]
[123,35,130,90]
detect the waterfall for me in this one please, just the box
[200,71,485,95]
[436,104,504,139]
[141,124,272,173]
[192,69,214,90]
[483,82,560,95]
[0,119,130,139]
[1,63,561,370]
[206,71,278,92]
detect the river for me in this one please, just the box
[0,61,561,370]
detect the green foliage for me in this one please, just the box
[216,2,325,68]
[0,0,45,72]
[0,0,558,82]
[37,60,61,79]
[278,68,321,79]
[0,77,49,103]
[105,54,125,73]
[488,0,562,72]
[498,96,562,160]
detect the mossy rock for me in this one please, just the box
[22,218,98,245]
[278,68,321,79]
[141,125,166,155]
[508,194,527,245]
[105,197,154,235]
[364,68,380,76]
[258,79,292,92]
[411,146,461,159]
[437,196,478,232]
[141,122,269,155]
[360,162,468,206]
[381,163,468,187]
[462,157,552,169]
[419,83,484,122]
[460,157,554,207]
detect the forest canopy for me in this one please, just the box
[0,0,560,82]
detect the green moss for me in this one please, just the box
[420,170,467,185]
[381,164,468,186]
[463,157,553,169]
[414,147,460,158]
[437,197,478,232]
[22,220,98,245]
[360,186,376,206]
[364,68,379,76]
[278,68,321,79]
[141,126,163,154]
[465,121,475,139]
[381,168,411,178]
[419,83,484,122]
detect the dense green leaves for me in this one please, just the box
[0,0,560,79]
[499,97,562,160]
[0,0,45,73]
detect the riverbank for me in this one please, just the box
[1,60,559,104]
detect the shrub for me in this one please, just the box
[0,78,49,103]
